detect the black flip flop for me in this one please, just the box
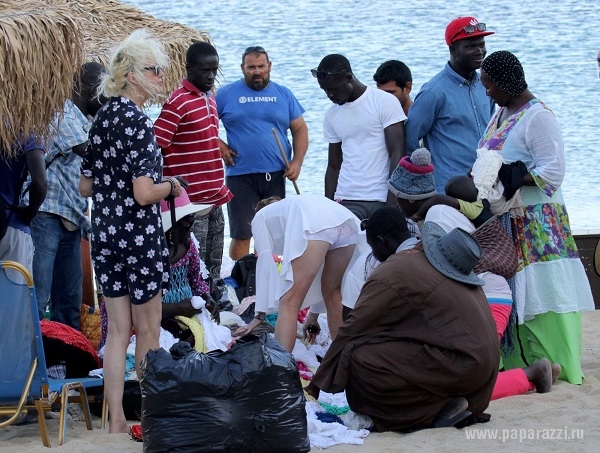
[431,397,471,428]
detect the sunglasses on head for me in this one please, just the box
[243,46,267,57]
[462,22,487,34]
[143,66,163,76]
[360,218,369,231]
[311,68,346,80]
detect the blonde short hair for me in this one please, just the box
[100,29,169,100]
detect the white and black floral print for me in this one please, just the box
[82,96,169,304]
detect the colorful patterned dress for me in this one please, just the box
[163,237,210,304]
[478,99,594,384]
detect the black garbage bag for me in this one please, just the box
[231,254,258,301]
[141,334,310,453]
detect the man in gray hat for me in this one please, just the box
[307,207,499,432]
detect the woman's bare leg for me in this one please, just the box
[275,240,330,352]
[103,295,132,433]
[321,244,355,340]
[131,292,162,379]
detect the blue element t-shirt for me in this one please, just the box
[216,79,305,176]
[405,63,495,192]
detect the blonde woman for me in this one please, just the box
[80,29,181,433]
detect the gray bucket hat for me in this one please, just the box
[422,221,485,286]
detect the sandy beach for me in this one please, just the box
[2,309,598,452]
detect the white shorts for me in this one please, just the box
[307,219,358,249]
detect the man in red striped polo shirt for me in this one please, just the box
[155,42,233,285]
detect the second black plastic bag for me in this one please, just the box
[141,333,310,453]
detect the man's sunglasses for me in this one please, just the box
[143,66,164,76]
[311,68,345,80]
[360,218,369,231]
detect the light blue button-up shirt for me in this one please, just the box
[406,63,495,193]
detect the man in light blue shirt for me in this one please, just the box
[406,16,496,193]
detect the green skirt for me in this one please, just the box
[502,311,584,384]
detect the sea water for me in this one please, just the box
[125,0,600,236]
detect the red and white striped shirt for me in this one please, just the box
[155,79,232,206]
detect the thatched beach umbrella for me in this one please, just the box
[0,1,83,158]
[1,0,212,159]
[53,0,212,97]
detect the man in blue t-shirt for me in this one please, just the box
[216,46,308,260]
[0,134,47,281]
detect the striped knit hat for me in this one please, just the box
[388,148,436,200]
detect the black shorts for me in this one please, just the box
[339,200,386,221]
[226,171,286,239]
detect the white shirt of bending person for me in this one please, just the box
[250,194,363,315]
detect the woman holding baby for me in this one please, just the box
[478,51,594,384]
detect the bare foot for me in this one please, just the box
[551,363,562,384]
[523,358,552,393]
[108,419,129,434]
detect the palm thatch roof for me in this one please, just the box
[1,0,212,159]
[56,0,212,95]
[0,2,83,157]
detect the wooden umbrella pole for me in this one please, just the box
[272,128,300,195]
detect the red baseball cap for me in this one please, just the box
[445,16,494,46]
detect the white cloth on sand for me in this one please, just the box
[305,401,370,449]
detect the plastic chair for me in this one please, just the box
[0,260,107,447]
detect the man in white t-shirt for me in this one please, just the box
[313,54,406,219]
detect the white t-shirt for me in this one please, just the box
[323,87,406,202]
[424,204,475,234]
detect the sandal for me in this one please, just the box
[130,424,143,442]
[431,397,471,428]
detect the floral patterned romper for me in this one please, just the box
[82,96,169,304]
